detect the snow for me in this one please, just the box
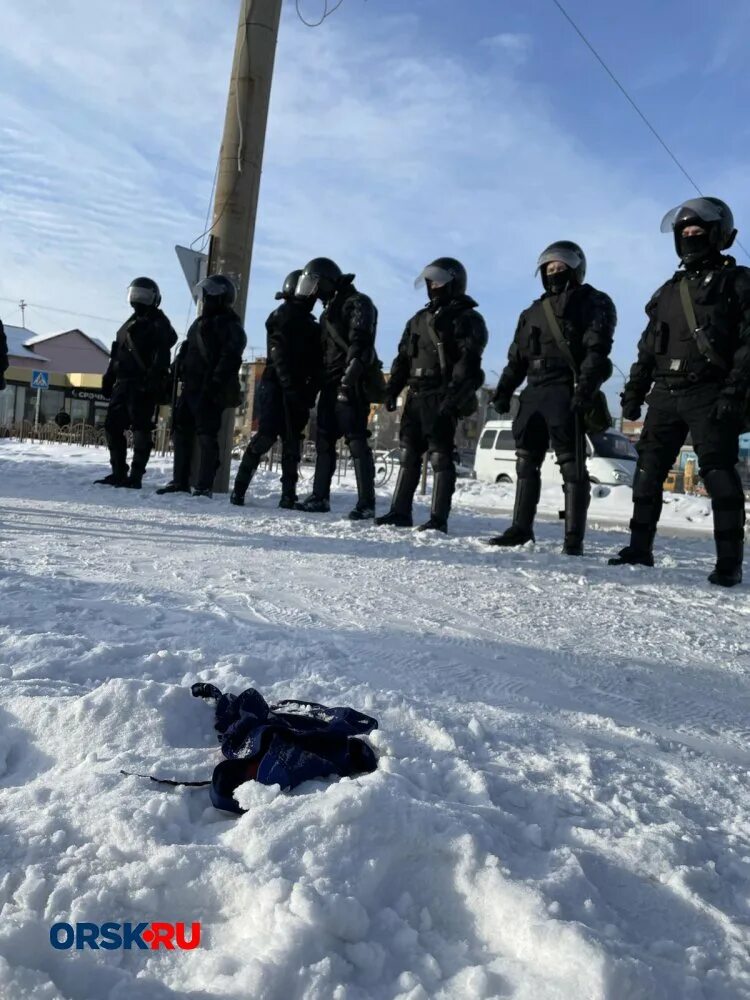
[1,441,749,1000]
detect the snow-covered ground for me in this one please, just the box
[1,441,748,1000]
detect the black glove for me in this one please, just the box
[438,398,458,419]
[492,390,511,415]
[384,394,398,413]
[712,394,743,423]
[570,389,591,414]
[336,383,353,404]
[620,395,641,422]
[101,371,115,400]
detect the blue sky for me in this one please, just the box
[1,0,749,396]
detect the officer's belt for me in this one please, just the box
[412,367,441,378]
[528,358,570,372]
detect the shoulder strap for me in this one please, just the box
[425,312,447,376]
[541,298,577,375]
[195,326,211,363]
[324,317,350,355]
[124,330,148,372]
[679,277,729,372]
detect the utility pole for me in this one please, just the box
[208,0,282,492]
[19,299,27,328]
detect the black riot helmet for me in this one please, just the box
[195,274,237,310]
[296,258,343,303]
[413,257,468,302]
[535,241,586,292]
[275,269,304,301]
[660,197,737,265]
[128,276,161,309]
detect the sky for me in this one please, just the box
[1,0,750,394]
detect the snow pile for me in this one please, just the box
[0,442,749,999]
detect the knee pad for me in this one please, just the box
[400,447,422,471]
[430,450,453,473]
[703,467,744,508]
[558,456,589,485]
[632,459,666,500]
[516,450,542,481]
[347,436,370,460]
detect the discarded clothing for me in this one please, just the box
[191,683,378,813]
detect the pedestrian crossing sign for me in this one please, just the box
[31,370,49,390]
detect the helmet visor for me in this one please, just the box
[295,273,319,298]
[534,247,583,276]
[128,285,157,306]
[195,275,235,298]
[413,264,455,289]
[660,198,724,233]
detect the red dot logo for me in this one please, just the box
[142,928,155,944]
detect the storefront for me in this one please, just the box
[0,370,108,428]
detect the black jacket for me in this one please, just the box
[623,255,750,405]
[103,308,177,394]
[388,294,488,408]
[0,319,7,375]
[263,300,322,400]
[177,308,247,408]
[320,281,377,386]
[496,283,616,399]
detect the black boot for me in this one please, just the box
[295,494,331,513]
[159,428,193,494]
[278,494,297,510]
[122,472,143,490]
[232,450,262,507]
[562,481,590,555]
[375,459,421,528]
[280,438,301,511]
[488,475,540,546]
[127,431,151,491]
[349,444,376,521]
[94,470,129,487]
[195,433,220,493]
[705,469,744,588]
[608,494,661,567]
[417,456,455,533]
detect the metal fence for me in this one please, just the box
[0,421,399,488]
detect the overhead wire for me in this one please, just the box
[295,0,346,29]
[551,0,750,262]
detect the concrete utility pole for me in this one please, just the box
[209,0,282,492]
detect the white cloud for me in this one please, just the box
[0,0,714,388]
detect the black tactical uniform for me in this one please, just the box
[294,258,379,520]
[157,275,247,498]
[0,319,8,390]
[489,242,616,554]
[95,278,177,489]
[376,257,487,533]
[610,197,750,587]
[231,270,321,508]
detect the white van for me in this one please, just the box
[474,419,638,487]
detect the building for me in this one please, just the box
[1,324,110,428]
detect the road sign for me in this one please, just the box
[31,370,49,390]
[175,245,209,303]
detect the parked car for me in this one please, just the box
[474,419,638,487]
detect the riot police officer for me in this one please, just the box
[157,274,247,498]
[489,242,616,554]
[95,277,177,489]
[294,257,379,520]
[230,270,321,508]
[375,257,487,533]
[609,197,750,587]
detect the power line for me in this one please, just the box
[295,0,346,28]
[0,297,119,325]
[551,0,750,261]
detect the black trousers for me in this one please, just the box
[629,385,744,558]
[512,383,587,483]
[235,379,309,499]
[389,388,457,519]
[312,384,373,501]
[172,391,225,492]
[104,381,157,477]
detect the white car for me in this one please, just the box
[474,419,638,487]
